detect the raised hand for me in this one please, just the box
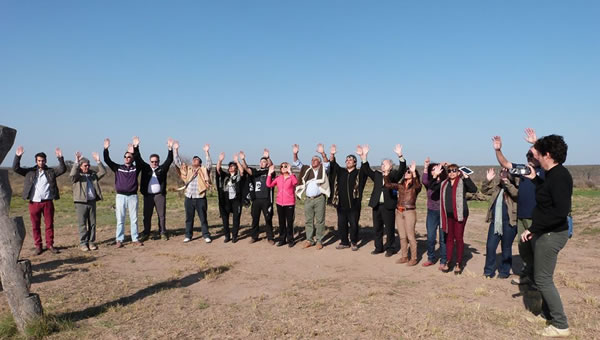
[132,136,140,147]
[362,144,370,155]
[409,161,416,173]
[239,151,246,160]
[173,141,180,151]
[167,138,174,150]
[203,144,210,153]
[92,152,100,163]
[292,144,299,154]
[330,144,337,155]
[432,164,443,177]
[233,153,239,162]
[104,138,110,149]
[268,164,275,174]
[263,148,270,158]
[75,151,82,163]
[218,152,225,162]
[394,144,403,157]
[355,145,363,156]
[424,157,430,167]
[127,143,134,154]
[492,136,502,150]
[55,147,62,158]
[524,128,537,144]
[486,168,496,181]
[15,146,24,156]
[316,143,324,154]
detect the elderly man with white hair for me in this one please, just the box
[292,143,331,250]
[359,144,407,257]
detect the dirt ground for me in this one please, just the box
[2,190,600,339]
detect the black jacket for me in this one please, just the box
[529,164,572,234]
[133,146,173,196]
[361,159,406,210]
[13,155,66,200]
[330,157,367,210]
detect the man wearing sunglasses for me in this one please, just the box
[132,136,174,241]
[104,138,143,247]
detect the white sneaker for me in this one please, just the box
[537,325,571,337]
[204,237,212,244]
[183,238,191,243]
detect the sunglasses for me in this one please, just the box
[448,169,459,173]
[124,156,132,159]
[150,160,159,163]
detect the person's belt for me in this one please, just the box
[307,194,323,199]
[397,206,416,212]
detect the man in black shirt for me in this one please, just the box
[240,149,275,244]
[329,144,367,251]
[520,134,572,337]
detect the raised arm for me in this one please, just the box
[266,165,277,188]
[358,144,375,180]
[329,144,340,174]
[204,144,212,170]
[12,146,28,176]
[238,151,252,176]
[70,151,82,182]
[492,136,513,169]
[216,152,225,175]
[292,144,302,169]
[161,138,174,169]
[132,136,150,170]
[481,168,498,195]
[92,152,106,180]
[317,143,329,163]
[264,148,273,167]
[103,138,119,172]
[389,144,406,182]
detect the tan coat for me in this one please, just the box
[482,176,519,225]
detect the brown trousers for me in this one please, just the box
[395,209,417,260]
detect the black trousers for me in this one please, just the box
[337,207,360,245]
[250,198,274,240]
[143,193,167,235]
[276,204,295,243]
[220,198,242,238]
[184,197,210,239]
[372,204,396,252]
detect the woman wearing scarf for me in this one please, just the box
[216,152,245,243]
[431,163,477,274]
[384,161,422,266]
[481,168,518,278]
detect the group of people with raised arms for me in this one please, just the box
[11,128,573,337]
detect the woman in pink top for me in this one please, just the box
[267,162,298,247]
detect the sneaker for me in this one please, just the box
[301,241,313,249]
[80,245,90,252]
[525,314,551,325]
[204,237,212,244]
[35,247,43,255]
[351,243,359,251]
[537,325,570,337]
[89,243,98,250]
[440,263,449,272]
[161,234,169,241]
[407,259,418,266]
[48,247,60,254]
[336,244,350,250]
[183,238,191,243]
[315,242,323,250]
[422,261,435,267]
[133,240,144,246]
[115,241,124,248]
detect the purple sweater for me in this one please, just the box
[421,172,440,211]
[103,149,140,195]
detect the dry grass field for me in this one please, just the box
[1,166,600,339]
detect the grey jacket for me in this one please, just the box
[13,155,67,200]
[70,162,106,203]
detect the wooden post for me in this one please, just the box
[0,125,44,332]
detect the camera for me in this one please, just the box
[509,164,531,176]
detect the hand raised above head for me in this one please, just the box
[132,136,140,147]
[55,147,63,158]
[92,152,100,163]
[263,148,270,158]
[238,151,245,160]
[218,152,225,161]
[173,141,180,151]
[355,145,363,156]
[524,128,537,144]
[492,136,502,150]
[330,144,337,155]
[167,138,174,149]
[127,143,134,154]
[409,161,416,173]
[292,144,299,154]
[316,143,324,154]
[486,168,496,181]
[16,145,24,156]
[103,138,110,149]
[75,151,82,162]
[393,144,403,157]
[203,144,210,153]
[361,144,370,154]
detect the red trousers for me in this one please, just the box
[28,201,55,249]
[446,216,467,265]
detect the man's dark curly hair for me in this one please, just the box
[533,134,568,164]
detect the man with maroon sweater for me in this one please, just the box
[103,138,143,247]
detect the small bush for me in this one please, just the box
[0,313,18,339]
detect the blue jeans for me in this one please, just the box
[426,209,446,264]
[116,194,139,242]
[484,221,517,277]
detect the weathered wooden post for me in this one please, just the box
[0,125,44,332]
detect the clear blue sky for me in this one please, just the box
[1,0,598,166]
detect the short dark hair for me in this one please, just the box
[228,161,238,169]
[34,152,47,160]
[150,154,160,161]
[193,156,202,164]
[533,134,568,164]
[260,157,269,162]
[346,155,357,163]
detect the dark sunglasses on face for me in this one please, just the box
[150,160,159,163]
[448,169,459,173]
